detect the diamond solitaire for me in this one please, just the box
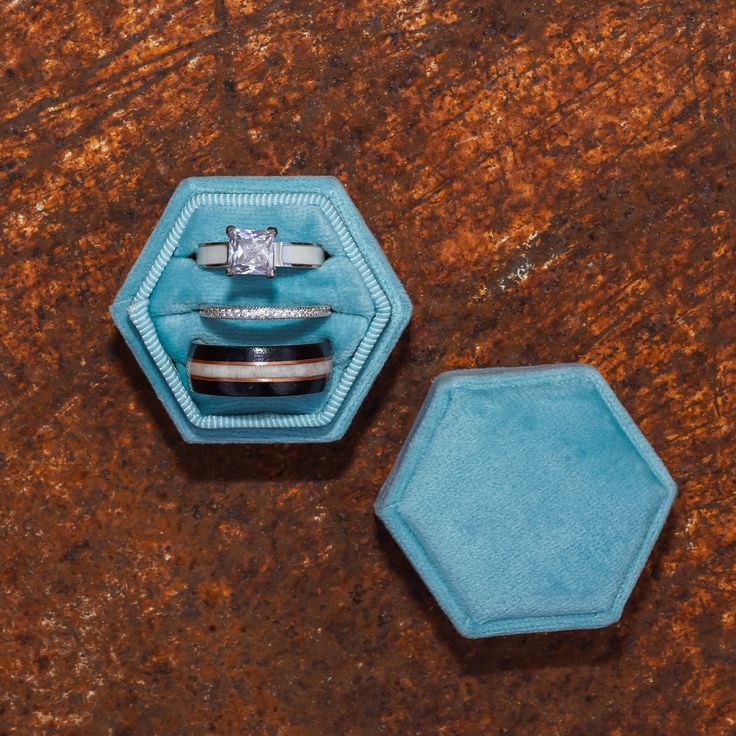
[225,226,276,277]
[196,226,327,277]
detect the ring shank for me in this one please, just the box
[199,305,331,320]
[196,242,325,269]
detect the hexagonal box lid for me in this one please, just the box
[375,365,676,638]
[110,176,411,443]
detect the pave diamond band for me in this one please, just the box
[196,226,326,277]
[199,305,332,320]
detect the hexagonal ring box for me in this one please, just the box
[111,177,411,443]
[376,365,676,638]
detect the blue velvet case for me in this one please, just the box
[110,177,411,443]
[375,365,676,638]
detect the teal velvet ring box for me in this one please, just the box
[376,365,676,638]
[110,177,411,443]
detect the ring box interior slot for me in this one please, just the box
[110,177,412,443]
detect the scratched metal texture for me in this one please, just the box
[0,1,734,734]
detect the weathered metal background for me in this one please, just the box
[1,1,734,733]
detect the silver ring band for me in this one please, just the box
[196,226,326,277]
[199,305,332,320]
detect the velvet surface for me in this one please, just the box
[375,365,677,638]
[110,176,412,442]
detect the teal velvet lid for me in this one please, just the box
[110,176,411,443]
[375,365,676,638]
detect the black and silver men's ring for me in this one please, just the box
[187,340,332,397]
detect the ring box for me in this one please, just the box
[376,365,676,637]
[110,176,411,443]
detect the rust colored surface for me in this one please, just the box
[1,1,734,734]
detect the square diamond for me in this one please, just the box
[226,228,275,277]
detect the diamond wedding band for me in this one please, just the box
[199,305,331,320]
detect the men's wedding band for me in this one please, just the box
[199,305,331,320]
[187,340,332,397]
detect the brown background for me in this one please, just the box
[1,1,734,734]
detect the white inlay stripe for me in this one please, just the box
[280,243,325,267]
[188,358,333,382]
[196,244,227,265]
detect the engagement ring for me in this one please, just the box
[196,226,326,278]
